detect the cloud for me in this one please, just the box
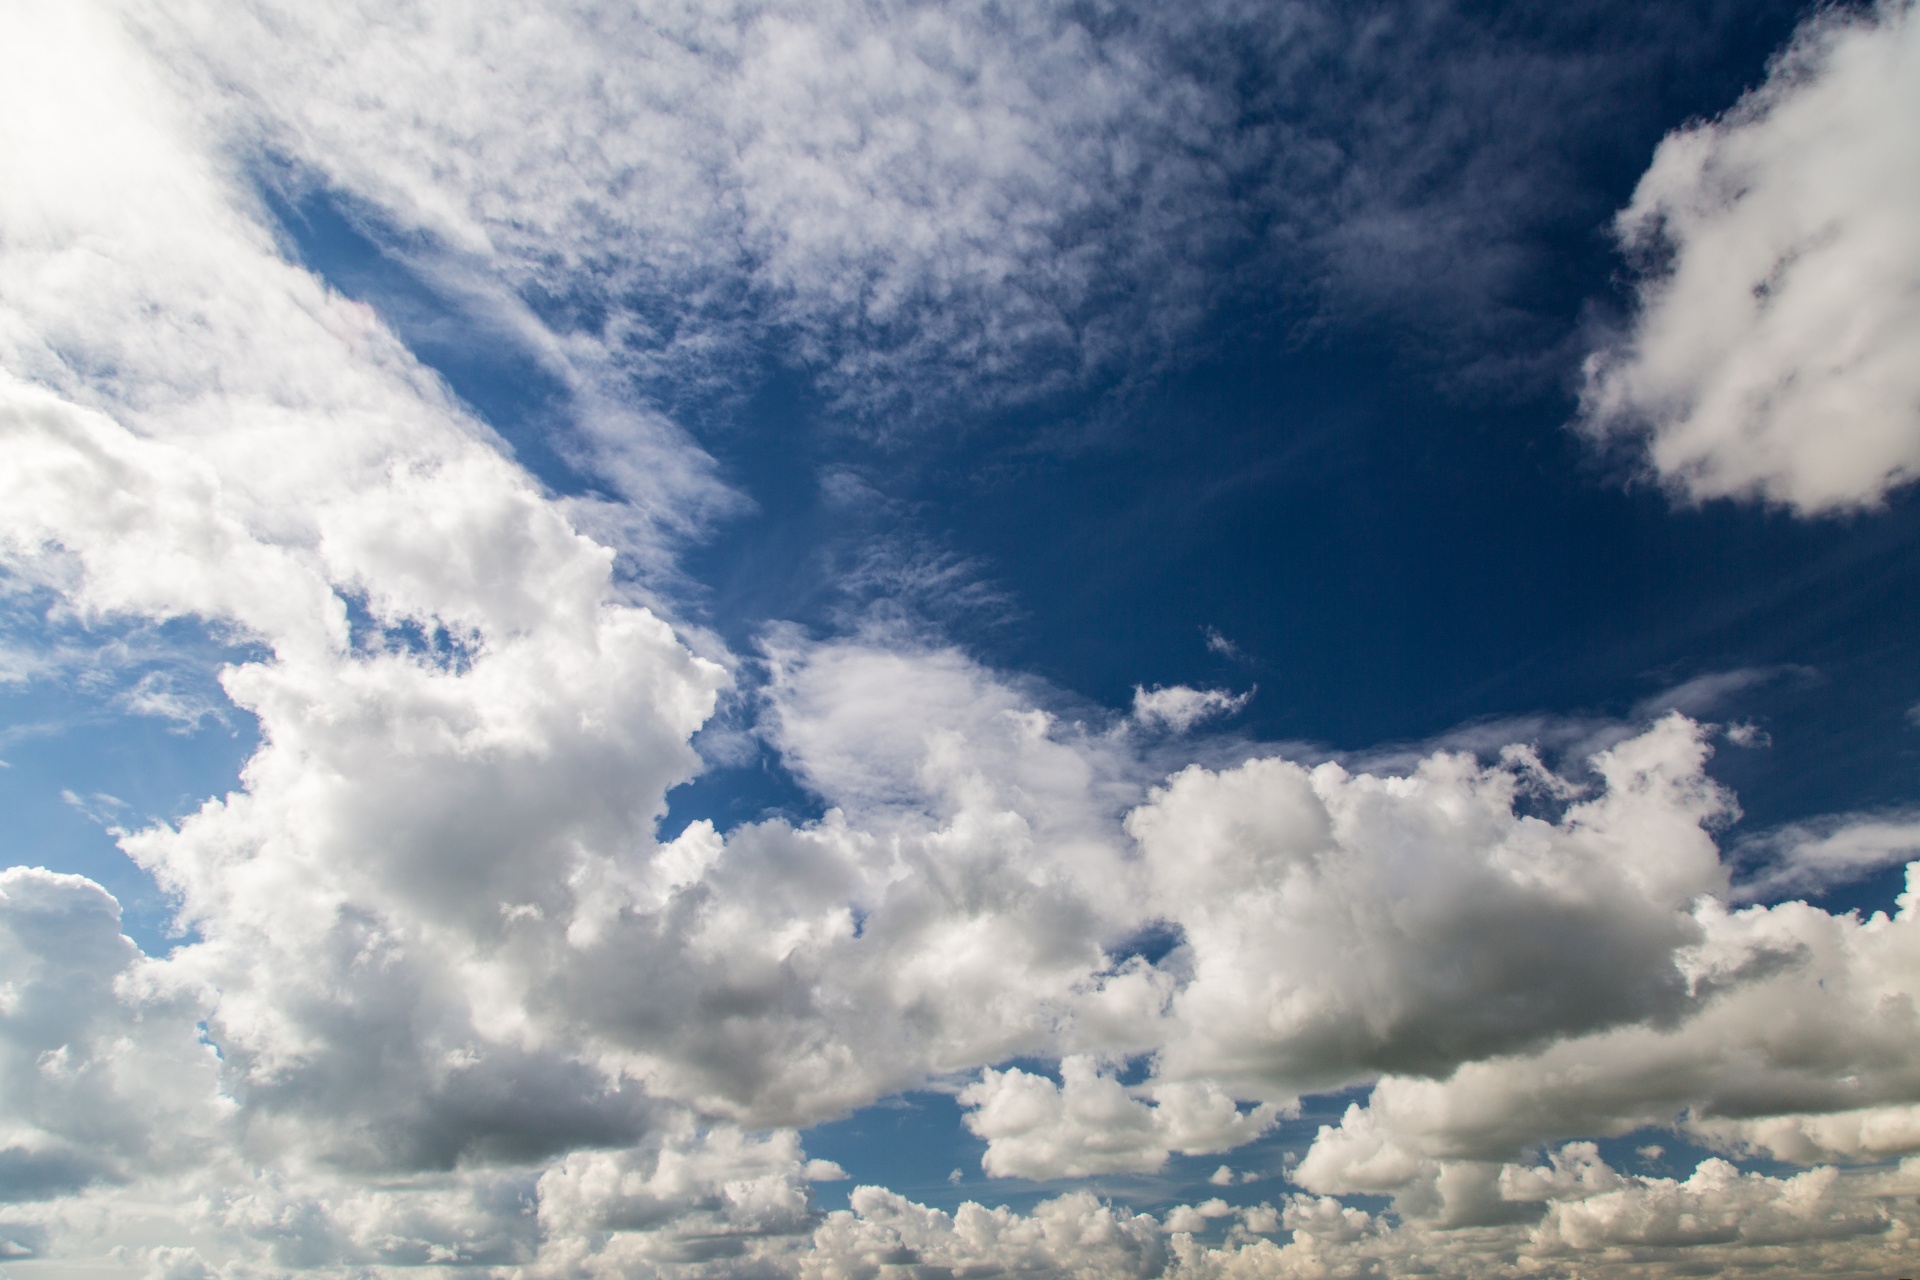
[128,0,1256,426]
[1128,715,1735,1094]
[0,868,229,1202]
[105,0,1761,438]
[1582,1,1920,512]
[117,670,230,731]
[1158,1198,1233,1234]
[1130,684,1252,734]
[5,2,1920,1275]
[1729,810,1920,902]
[1521,1152,1890,1253]
[795,1155,1920,1278]
[1201,627,1241,660]
[1289,865,1920,1223]
[808,1188,1168,1280]
[959,1057,1279,1179]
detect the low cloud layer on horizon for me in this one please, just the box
[2,0,1919,1277]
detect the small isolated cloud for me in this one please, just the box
[1202,627,1241,660]
[1724,721,1770,748]
[803,1158,848,1182]
[1208,1164,1234,1186]
[1582,2,1920,513]
[1130,684,1252,734]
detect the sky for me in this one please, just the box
[1,0,1919,1276]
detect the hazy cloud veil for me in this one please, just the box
[1,0,1918,1277]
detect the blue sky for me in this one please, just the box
[3,0,1920,1275]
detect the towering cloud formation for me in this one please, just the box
[1583,0,1920,512]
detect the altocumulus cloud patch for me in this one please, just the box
[1,0,1919,1277]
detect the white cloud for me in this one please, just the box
[1202,627,1241,660]
[794,1157,1920,1278]
[1159,1198,1233,1234]
[1129,715,1735,1094]
[534,1122,819,1275]
[1289,865,1920,1225]
[104,0,1690,434]
[1130,684,1252,734]
[0,867,229,1202]
[1582,1,1920,512]
[117,670,229,731]
[1522,1152,1890,1253]
[807,1188,1168,1280]
[1730,810,1920,902]
[4,4,1920,1274]
[959,1057,1279,1179]
[122,0,1254,426]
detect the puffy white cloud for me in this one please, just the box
[1129,716,1734,1094]
[0,0,739,1230]
[0,867,228,1202]
[533,1121,820,1276]
[1522,1151,1892,1254]
[1158,1198,1233,1235]
[805,1187,1168,1280]
[960,1057,1279,1179]
[1289,864,1920,1226]
[1582,1,1920,512]
[794,1158,1920,1279]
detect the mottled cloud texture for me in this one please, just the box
[1,0,1918,1276]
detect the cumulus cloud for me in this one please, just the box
[6,0,1920,1275]
[807,1188,1168,1280]
[960,1057,1279,1179]
[1521,1151,1893,1254]
[796,1155,1920,1279]
[1289,865,1920,1225]
[0,868,228,1201]
[1583,0,1920,512]
[1129,716,1734,1094]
